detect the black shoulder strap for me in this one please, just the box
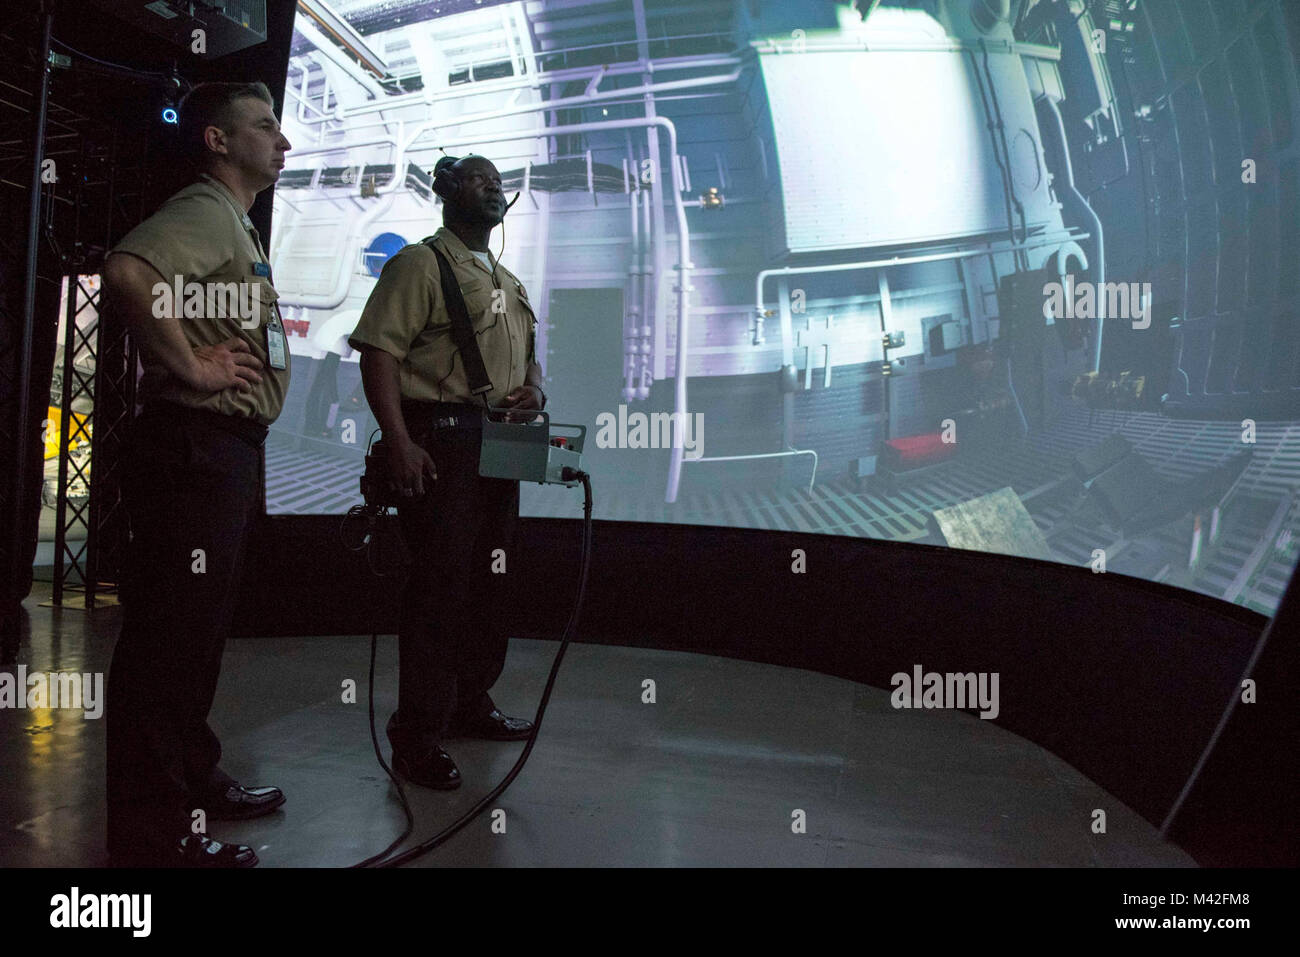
[422,237,493,398]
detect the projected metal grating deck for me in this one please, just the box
[266,406,1300,614]
[265,443,366,515]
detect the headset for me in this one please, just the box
[433,154,519,281]
[430,154,461,201]
[433,153,517,204]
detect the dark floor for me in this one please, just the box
[2,580,1194,867]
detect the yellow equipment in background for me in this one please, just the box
[43,405,91,460]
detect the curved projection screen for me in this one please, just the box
[266,0,1300,617]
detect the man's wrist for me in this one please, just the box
[379,414,412,446]
[529,384,547,408]
[175,346,204,389]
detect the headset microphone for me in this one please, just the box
[503,191,520,213]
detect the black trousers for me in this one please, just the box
[105,404,264,851]
[389,404,520,757]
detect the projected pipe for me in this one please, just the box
[755,230,1091,317]
[1035,93,1106,372]
[294,53,746,126]
[290,61,743,144]
[287,67,742,166]
[296,16,386,101]
[624,179,640,402]
[277,191,399,310]
[753,230,1090,468]
[276,117,410,310]
[638,187,653,400]
[629,183,653,401]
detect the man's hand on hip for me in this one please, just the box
[187,337,265,394]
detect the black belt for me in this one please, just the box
[138,401,269,449]
[401,399,485,432]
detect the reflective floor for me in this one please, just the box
[2,581,1193,867]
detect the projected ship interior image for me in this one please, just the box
[3,0,1296,879]
[264,0,1298,614]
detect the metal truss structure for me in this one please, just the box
[2,6,152,631]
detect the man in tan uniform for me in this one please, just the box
[102,81,291,867]
[350,154,544,789]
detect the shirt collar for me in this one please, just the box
[198,173,256,231]
[434,226,494,273]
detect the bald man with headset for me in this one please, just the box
[349,154,545,789]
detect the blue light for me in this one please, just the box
[161,107,178,125]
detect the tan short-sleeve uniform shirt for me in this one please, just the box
[108,173,291,425]
[348,227,538,407]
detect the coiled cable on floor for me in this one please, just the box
[350,470,593,868]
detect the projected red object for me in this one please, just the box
[882,433,956,470]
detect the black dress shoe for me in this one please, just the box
[111,834,259,869]
[194,784,286,821]
[449,708,534,741]
[393,746,462,790]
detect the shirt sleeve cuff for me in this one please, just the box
[347,334,405,361]
[107,244,175,286]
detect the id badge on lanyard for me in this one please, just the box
[265,304,288,370]
[253,260,288,370]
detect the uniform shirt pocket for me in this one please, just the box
[452,275,494,331]
[240,274,280,333]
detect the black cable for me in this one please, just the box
[337,437,418,867]
[340,423,592,868]
[335,535,417,867]
[491,192,519,286]
[350,626,417,868]
[493,211,505,286]
[368,470,594,868]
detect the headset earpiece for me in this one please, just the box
[433,170,457,200]
[432,155,461,201]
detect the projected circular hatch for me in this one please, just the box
[364,232,409,278]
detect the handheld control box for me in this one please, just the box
[361,408,586,508]
[479,408,586,486]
